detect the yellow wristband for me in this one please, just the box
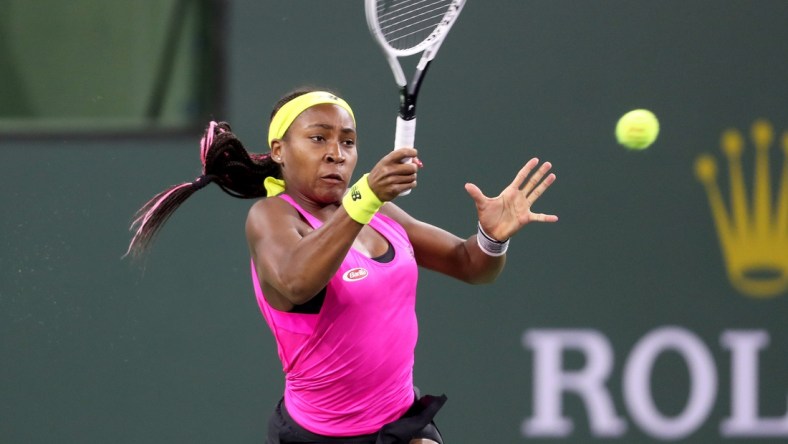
[342,174,384,224]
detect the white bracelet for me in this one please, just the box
[476,222,509,257]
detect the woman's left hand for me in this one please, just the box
[464,157,558,241]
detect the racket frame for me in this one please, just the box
[365,0,466,128]
[365,0,466,195]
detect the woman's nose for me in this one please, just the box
[325,143,345,163]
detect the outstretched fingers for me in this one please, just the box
[531,211,559,223]
[526,169,558,223]
[508,157,540,191]
[509,158,556,204]
[526,171,556,206]
[521,161,554,197]
[512,158,558,224]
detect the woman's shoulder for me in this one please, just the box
[248,194,285,214]
[246,195,300,232]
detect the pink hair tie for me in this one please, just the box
[200,121,219,167]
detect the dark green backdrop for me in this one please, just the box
[3,1,788,443]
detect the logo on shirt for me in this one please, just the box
[343,267,369,282]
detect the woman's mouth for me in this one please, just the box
[321,173,343,184]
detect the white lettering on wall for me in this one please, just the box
[720,330,788,436]
[622,327,716,440]
[521,329,627,437]
[522,327,788,440]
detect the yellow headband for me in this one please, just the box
[267,91,355,148]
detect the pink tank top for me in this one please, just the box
[251,194,418,436]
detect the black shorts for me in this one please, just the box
[266,392,446,444]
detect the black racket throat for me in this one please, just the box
[398,62,431,120]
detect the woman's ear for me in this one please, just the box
[270,140,283,163]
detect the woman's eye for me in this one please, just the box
[343,139,356,147]
[310,135,325,142]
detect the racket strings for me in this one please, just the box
[376,0,454,50]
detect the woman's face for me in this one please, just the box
[273,103,358,204]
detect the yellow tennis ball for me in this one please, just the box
[616,109,659,150]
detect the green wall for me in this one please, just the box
[3,1,788,443]
[0,0,216,131]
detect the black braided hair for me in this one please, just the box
[124,87,339,259]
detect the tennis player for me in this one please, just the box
[126,88,558,443]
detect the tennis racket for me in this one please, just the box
[365,0,466,195]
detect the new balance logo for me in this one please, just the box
[351,187,362,201]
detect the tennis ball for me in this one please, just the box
[615,109,659,150]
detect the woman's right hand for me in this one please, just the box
[366,147,422,201]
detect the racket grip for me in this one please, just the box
[394,116,416,150]
[394,116,416,196]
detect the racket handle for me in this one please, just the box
[394,116,416,150]
[394,116,416,196]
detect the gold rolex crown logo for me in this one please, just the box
[694,119,788,298]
